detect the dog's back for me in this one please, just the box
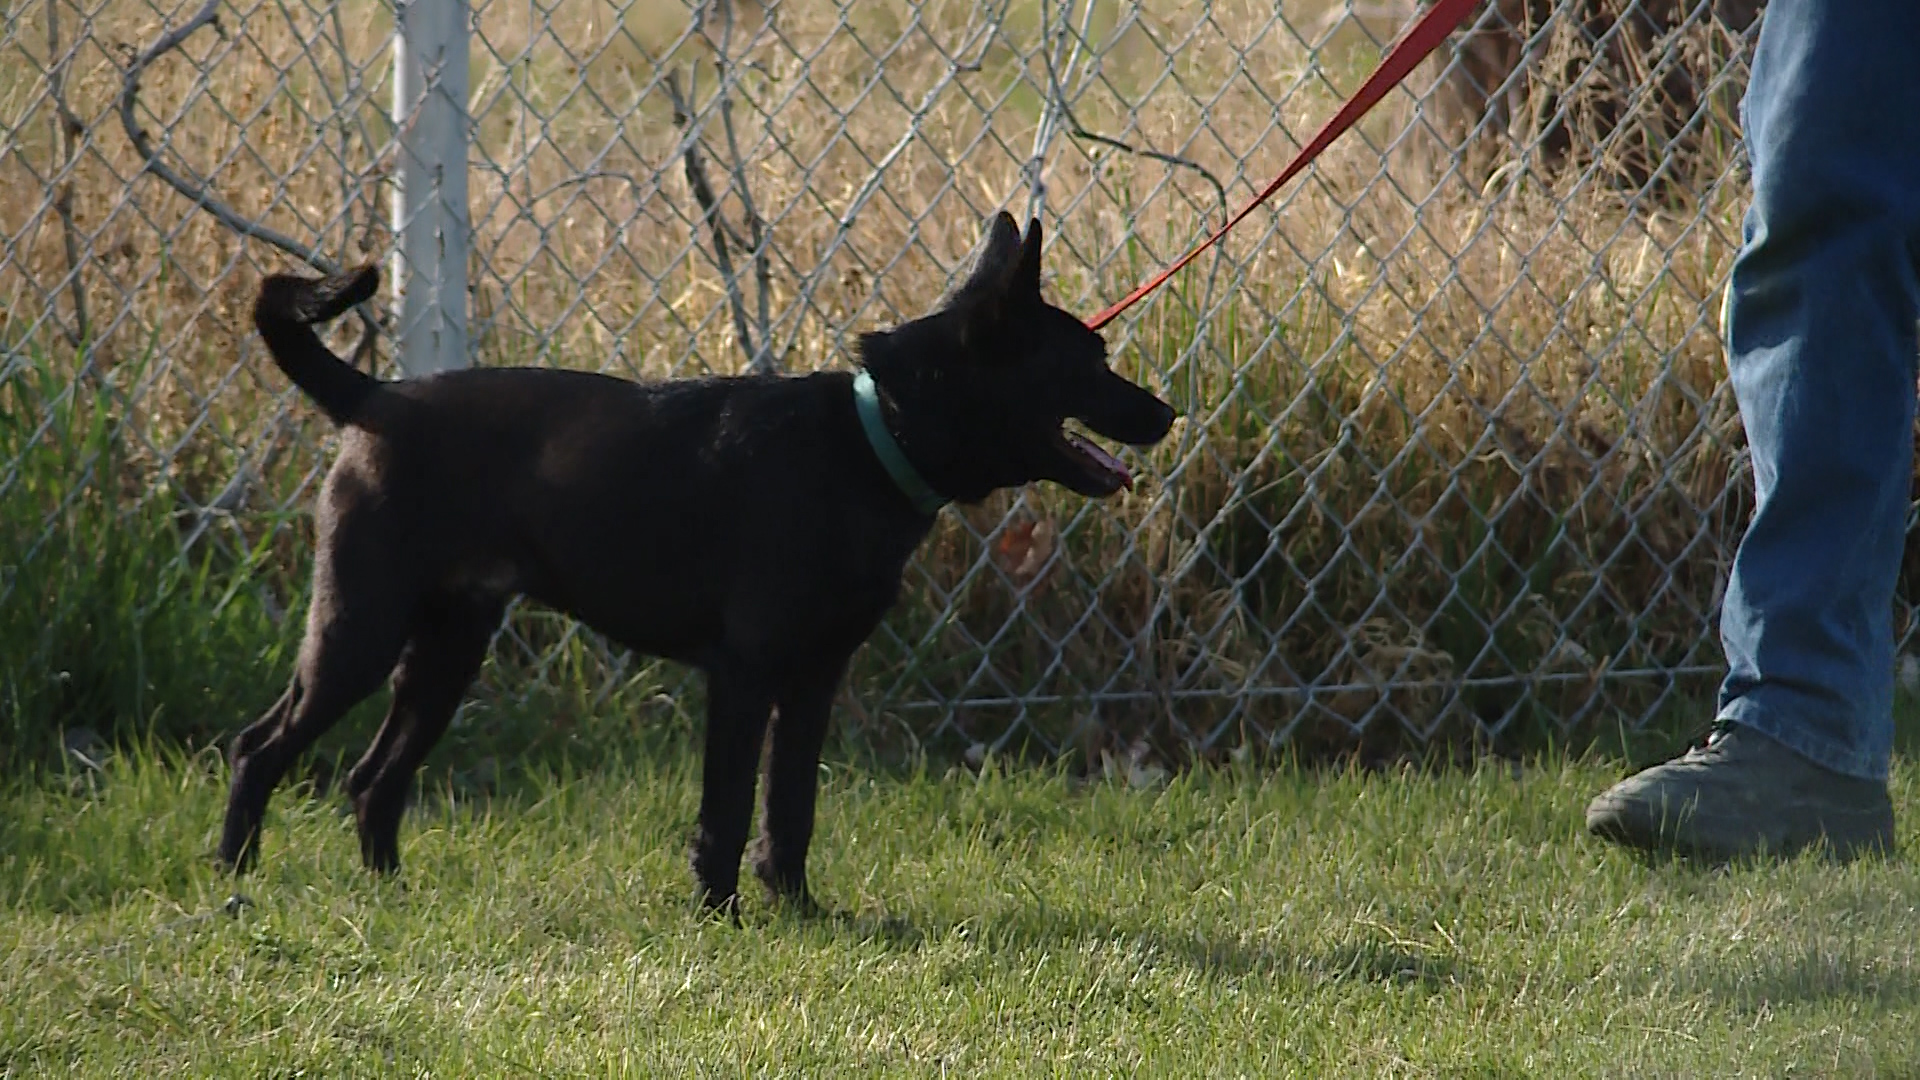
[371,366,916,663]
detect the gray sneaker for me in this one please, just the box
[1585,723,1896,862]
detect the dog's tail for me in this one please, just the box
[252,264,383,426]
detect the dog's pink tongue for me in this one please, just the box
[1070,433,1132,488]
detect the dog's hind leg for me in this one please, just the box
[218,537,416,873]
[690,663,776,916]
[751,657,850,912]
[346,592,503,874]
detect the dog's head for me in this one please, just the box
[862,211,1178,505]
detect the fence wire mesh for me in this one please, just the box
[4,0,1851,762]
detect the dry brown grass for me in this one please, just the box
[1,0,1758,759]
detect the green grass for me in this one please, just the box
[5,721,1919,1077]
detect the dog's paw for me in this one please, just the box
[752,862,821,918]
[766,886,824,921]
[213,838,258,877]
[695,888,745,927]
[358,840,403,876]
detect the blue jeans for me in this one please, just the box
[1716,0,1920,782]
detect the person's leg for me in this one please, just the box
[1587,0,1920,859]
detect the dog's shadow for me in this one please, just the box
[763,902,1473,992]
[1635,944,1920,1010]
[774,899,1920,1009]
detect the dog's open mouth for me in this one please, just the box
[1056,423,1132,491]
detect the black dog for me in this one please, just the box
[218,211,1176,913]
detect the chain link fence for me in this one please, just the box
[5,0,1839,763]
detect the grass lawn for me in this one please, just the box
[5,714,1920,1079]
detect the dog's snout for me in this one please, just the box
[1129,396,1176,445]
[1147,396,1177,435]
[1084,372,1178,447]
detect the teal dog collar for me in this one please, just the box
[852,368,948,516]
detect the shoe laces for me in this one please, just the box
[1680,722,1735,760]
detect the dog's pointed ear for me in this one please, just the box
[1012,216,1044,297]
[941,211,1023,310]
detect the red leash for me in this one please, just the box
[1084,0,1482,331]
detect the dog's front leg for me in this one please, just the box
[691,668,774,917]
[751,659,849,913]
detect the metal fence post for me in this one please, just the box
[391,0,471,376]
